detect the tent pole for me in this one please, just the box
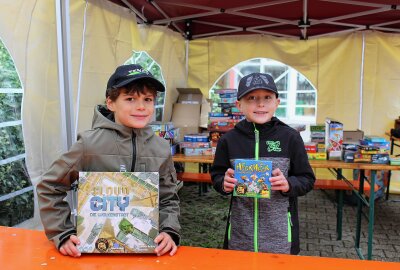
[185,40,189,86]
[359,32,365,130]
[55,0,75,151]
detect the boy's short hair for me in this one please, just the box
[106,64,165,100]
[237,73,278,100]
[107,80,159,101]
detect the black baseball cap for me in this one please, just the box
[237,72,278,100]
[106,64,165,96]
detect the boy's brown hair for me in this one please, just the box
[106,80,158,102]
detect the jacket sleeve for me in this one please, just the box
[158,154,181,245]
[284,133,315,197]
[210,138,232,195]
[36,139,83,249]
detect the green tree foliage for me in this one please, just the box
[0,126,25,159]
[0,39,33,226]
[0,93,22,122]
[0,41,21,88]
[0,160,34,226]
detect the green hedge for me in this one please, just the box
[0,40,33,226]
[0,159,34,226]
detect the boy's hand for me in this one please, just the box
[270,168,290,193]
[154,232,177,256]
[223,168,237,193]
[59,235,81,257]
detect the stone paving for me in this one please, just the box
[298,190,400,262]
[178,183,400,262]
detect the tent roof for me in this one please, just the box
[109,0,400,40]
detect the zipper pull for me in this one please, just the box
[253,123,260,160]
[120,164,127,172]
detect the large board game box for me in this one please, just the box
[76,172,159,253]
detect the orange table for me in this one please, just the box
[2,226,399,270]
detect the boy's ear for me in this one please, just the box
[106,98,115,112]
[275,97,281,106]
[235,100,242,112]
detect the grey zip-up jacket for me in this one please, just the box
[37,105,180,249]
[211,118,315,254]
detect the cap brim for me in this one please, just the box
[113,75,165,92]
[237,86,278,100]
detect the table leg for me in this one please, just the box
[336,168,343,240]
[355,170,365,259]
[367,170,376,260]
[386,170,391,200]
[336,190,343,240]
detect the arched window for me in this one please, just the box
[125,51,166,121]
[0,39,33,226]
[210,58,317,139]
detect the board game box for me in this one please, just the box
[233,159,272,199]
[76,171,159,253]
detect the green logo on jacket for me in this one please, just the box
[266,141,281,152]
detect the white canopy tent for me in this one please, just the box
[0,0,399,227]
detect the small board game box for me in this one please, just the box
[76,172,159,253]
[233,159,272,199]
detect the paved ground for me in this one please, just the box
[298,189,400,261]
[178,183,400,262]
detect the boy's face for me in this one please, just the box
[106,87,155,129]
[236,89,280,124]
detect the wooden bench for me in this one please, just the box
[177,172,379,240]
[177,172,212,183]
[314,179,378,192]
[177,173,377,190]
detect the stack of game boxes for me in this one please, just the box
[149,122,180,155]
[306,124,327,160]
[208,112,243,133]
[354,136,390,164]
[325,118,343,160]
[342,129,364,162]
[208,89,245,151]
[213,89,238,114]
[179,133,212,156]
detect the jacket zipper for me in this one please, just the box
[287,212,292,242]
[131,130,136,171]
[253,124,259,252]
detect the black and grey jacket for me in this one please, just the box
[211,117,315,255]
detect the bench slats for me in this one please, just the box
[177,172,212,183]
[176,172,379,192]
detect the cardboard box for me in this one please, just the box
[175,126,200,142]
[171,88,206,142]
[176,88,203,104]
[171,103,201,127]
[343,129,364,144]
[200,99,211,128]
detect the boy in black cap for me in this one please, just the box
[37,64,180,257]
[211,72,315,254]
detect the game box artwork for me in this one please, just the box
[76,172,159,253]
[233,159,272,199]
